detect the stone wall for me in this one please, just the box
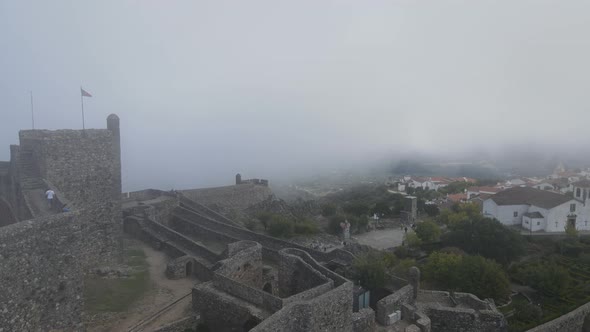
[526,301,590,332]
[352,308,376,332]
[278,250,331,297]
[181,183,272,213]
[0,210,114,330]
[173,204,356,265]
[424,306,505,332]
[0,116,122,330]
[251,278,354,332]
[19,127,121,219]
[376,285,413,325]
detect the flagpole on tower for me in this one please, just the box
[30,91,35,129]
[80,86,85,130]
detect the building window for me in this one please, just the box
[576,188,581,197]
[537,221,540,226]
[514,211,518,217]
[555,222,558,228]
[570,204,576,212]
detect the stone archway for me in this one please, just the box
[263,282,272,294]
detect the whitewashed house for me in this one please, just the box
[483,186,590,233]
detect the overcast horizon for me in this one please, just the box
[1,1,590,191]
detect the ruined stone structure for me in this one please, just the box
[192,239,357,332]
[376,267,507,332]
[0,116,122,330]
[122,189,368,331]
[181,181,272,215]
[235,173,269,187]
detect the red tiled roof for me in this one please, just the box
[448,193,467,202]
[468,186,502,193]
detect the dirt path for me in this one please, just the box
[88,242,198,332]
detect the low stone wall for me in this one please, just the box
[425,306,505,332]
[193,282,267,331]
[251,280,354,332]
[526,301,590,332]
[142,217,219,263]
[376,285,413,325]
[173,205,355,265]
[279,251,331,297]
[181,183,272,213]
[214,273,283,312]
[352,308,376,332]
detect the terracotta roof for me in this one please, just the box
[468,186,501,193]
[489,187,573,209]
[448,193,467,202]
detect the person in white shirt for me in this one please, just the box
[45,189,55,209]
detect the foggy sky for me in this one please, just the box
[1,1,589,191]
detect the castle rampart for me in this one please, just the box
[0,116,122,330]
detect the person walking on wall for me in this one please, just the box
[45,189,55,209]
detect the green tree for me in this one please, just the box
[457,255,511,301]
[293,218,319,235]
[512,260,571,297]
[514,302,543,323]
[423,252,510,301]
[415,220,441,243]
[423,204,440,217]
[405,232,422,248]
[352,252,388,290]
[371,201,391,217]
[442,214,525,265]
[423,252,463,290]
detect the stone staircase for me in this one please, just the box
[18,149,56,218]
[18,150,45,190]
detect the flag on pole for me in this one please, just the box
[81,88,92,97]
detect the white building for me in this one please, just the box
[483,185,590,233]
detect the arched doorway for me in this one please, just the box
[263,282,272,294]
[186,261,193,277]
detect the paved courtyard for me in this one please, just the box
[354,228,407,250]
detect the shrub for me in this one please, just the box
[405,233,422,248]
[423,252,511,302]
[268,216,294,238]
[511,261,571,297]
[514,302,543,323]
[415,220,441,243]
[293,219,319,235]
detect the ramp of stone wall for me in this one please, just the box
[172,204,355,265]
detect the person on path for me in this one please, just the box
[45,189,55,209]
